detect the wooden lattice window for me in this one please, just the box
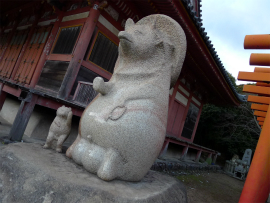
[14,26,52,84]
[52,25,82,54]
[88,31,118,74]
[0,29,28,78]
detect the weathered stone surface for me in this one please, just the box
[43,105,73,153]
[67,14,187,182]
[0,143,187,203]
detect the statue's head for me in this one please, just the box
[57,105,71,118]
[118,14,187,87]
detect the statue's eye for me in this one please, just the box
[134,30,143,34]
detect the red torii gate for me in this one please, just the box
[237,34,270,203]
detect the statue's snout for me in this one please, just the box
[118,31,132,43]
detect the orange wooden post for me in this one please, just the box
[238,72,270,82]
[239,104,270,202]
[254,111,267,117]
[244,35,270,49]
[251,103,269,111]
[239,35,270,202]
[248,95,270,104]
[243,85,270,95]
[250,53,270,66]
[254,67,270,73]
[257,117,265,122]
[256,82,270,87]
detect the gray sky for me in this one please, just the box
[201,0,270,84]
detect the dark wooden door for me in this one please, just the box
[167,100,186,137]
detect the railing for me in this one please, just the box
[73,81,98,106]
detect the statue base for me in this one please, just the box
[0,143,187,203]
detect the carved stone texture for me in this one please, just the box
[0,143,187,203]
[66,14,187,181]
[43,105,73,153]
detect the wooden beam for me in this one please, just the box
[248,95,270,104]
[244,35,270,49]
[243,85,270,95]
[254,110,266,117]
[250,53,270,66]
[259,121,264,126]
[251,103,269,111]
[257,117,265,122]
[256,82,270,87]
[254,67,270,73]
[238,72,270,82]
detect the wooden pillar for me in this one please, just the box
[29,10,64,88]
[58,3,101,99]
[9,92,38,141]
[159,140,169,157]
[195,150,202,162]
[180,146,189,160]
[0,83,7,112]
[10,11,42,80]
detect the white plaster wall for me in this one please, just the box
[0,96,79,144]
[0,97,44,137]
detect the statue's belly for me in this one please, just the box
[80,96,167,159]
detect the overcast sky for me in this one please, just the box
[201,0,270,84]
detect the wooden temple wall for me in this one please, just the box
[0,0,218,161]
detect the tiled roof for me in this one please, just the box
[181,0,246,102]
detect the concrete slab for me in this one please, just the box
[0,143,187,203]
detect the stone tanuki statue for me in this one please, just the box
[66,14,187,181]
[43,105,73,153]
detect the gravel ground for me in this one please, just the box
[176,172,245,203]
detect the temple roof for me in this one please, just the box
[181,0,246,103]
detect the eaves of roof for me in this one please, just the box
[181,0,246,103]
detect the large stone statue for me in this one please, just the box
[43,105,73,153]
[66,14,187,181]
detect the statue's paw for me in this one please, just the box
[97,167,117,181]
[97,149,121,181]
[56,148,62,153]
[43,144,49,149]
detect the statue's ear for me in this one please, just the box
[150,17,158,30]
[125,18,134,30]
[154,31,163,47]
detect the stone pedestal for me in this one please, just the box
[0,143,187,203]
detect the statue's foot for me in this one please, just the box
[66,135,81,158]
[43,144,49,149]
[56,147,62,153]
[97,148,121,181]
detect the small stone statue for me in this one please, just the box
[43,105,73,153]
[66,14,187,181]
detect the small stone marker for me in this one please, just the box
[241,149,252,165]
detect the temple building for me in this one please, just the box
[0,0,245,162]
